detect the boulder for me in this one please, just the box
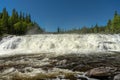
[86,67,117,79]
[114,74,120,80]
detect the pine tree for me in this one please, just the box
[11,9,18,24]
[0,13,2,19]
[1,8,9,33]
[93,24,98,33]
[0,8,43,35]
[112,11,120,33]
[81,26,88,33]
[105,19,112,33]
[25,14,31,23]
[8,9,16,34]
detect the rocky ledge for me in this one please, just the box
[0,53,120,80]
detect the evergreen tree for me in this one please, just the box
[11,9,18,24]
[14,21,27,35]
[25,14,31,23]
[1,8,9,33]
[112,11,120,33]
[0,8,43,35]
[105,19,112,33]
[93,24,98,33]
[19,11,23,20]
[0,13,2,19]
[80,26,88,33]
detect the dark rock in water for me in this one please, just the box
[114,74,120,80]
[86,67,117,79]
[78,77,88,80]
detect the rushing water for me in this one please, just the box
[0,34,120,80]
[0,34,120,57]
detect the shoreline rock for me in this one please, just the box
[0,53,120,80]
[114,74,120,80]
[86,67,117,80]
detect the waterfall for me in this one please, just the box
[0,34,120,57]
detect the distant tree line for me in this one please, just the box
[0,8,43,36]
[57,11,120,34]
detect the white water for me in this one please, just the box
[0,34,120,57]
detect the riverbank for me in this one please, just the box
[0,53,120,80]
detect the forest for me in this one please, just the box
[0,8,43,36]
[0,8,120,35]
[58,11,120,34]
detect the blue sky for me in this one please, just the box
[0,0,120,32]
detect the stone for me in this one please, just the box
[24,67,34,72]
[2,68,16,75]
[86,67,117,79]
[114,74,120,80]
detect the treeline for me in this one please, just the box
[0,8,43,36]
[57,11,120,34]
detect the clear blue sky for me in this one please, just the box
[0,0,120,32]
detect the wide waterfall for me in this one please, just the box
[0,34,120,57]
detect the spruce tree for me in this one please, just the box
[93,24,98,33]
[1,8,9,33]
[105,19,112,33]
[112,11,120,33]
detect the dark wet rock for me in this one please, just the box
[86,67,117,79]
[24,67,34,72]
[78,77,88,80]
[114,74,120,80]
[0,53,120,80]
[51,53,120,71]
[72,64,94,72]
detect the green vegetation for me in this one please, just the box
[0,8,43,36]
[0,8,120,35]
[59,11,120,34]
